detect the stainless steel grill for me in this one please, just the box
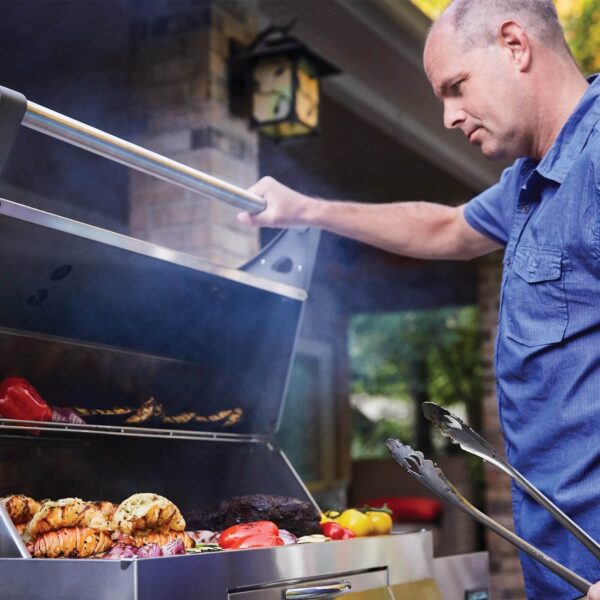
[0,86,488,599]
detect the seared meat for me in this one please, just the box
[27,527,113,558]
[1,495,41,525]
[186,495,321,537]
[25,498,110,541]
[112,493,185,535]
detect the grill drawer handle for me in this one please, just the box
[284,581,352,599]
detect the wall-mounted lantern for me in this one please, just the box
[229,24,340,139]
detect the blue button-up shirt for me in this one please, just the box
[464,75,600,599]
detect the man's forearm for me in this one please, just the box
[242,177,500,260]
[304,199,483,260]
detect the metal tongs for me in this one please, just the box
[421,402,600,561]
[386,440,591,595]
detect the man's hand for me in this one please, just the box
[238,177,317,228]
[588,581,600,599]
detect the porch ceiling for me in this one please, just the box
[258,0,505,192]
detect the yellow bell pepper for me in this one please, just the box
[335,508,374,537]
[365,510,393,535]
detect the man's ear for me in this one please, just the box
[497,20,532,71]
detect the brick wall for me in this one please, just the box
[128,0,259,267]
[477,252,526,600]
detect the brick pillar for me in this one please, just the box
[477,253,526,600]
[128,0,259,268]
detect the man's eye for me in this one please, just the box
[451,80,463,93]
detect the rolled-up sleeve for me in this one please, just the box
[464,164,520,246]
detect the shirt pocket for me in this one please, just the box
[504,249,568,347]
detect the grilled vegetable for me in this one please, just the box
[335,509,373,537]
[218,521,283,549]
[130,530,193,549]
[365,510,393,535]
[296,534,329,544]
[186,543,222,554]
[0,377,52,422]
[319,521,356,540]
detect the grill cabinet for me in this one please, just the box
[0,87,487,599]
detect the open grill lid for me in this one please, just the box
[0,198,319,440]
[0,86,321,440]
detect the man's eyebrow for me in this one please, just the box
[439,72,468,95]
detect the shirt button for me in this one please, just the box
[522,204,530,213]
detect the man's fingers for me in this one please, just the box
[237,211,252,225]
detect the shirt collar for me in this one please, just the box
[532,74,600,184]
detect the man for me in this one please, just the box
[239,1,600,598]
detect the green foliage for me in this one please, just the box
[351,408,412,458]
[349,307,482,458]
[559,0,600,74]
[410,0,600,74]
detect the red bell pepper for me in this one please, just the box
[0,377,52,422]
[320,521,356,540]
[218,521,283,550]
[226,534,284,549]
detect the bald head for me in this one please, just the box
[423,0,588,161]
[433,0,572,58]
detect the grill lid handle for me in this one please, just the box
[285,581,352,599]
[0,86,27,175]
[2,86,265,213]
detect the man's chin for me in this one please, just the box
[479,142,509,161]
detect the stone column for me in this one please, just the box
[128,0,259,268]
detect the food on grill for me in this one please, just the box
[112,493,185,535]
[27,527,113,558]
[186,494,321,537]
[162,538,186,555]
[25,498,111,541]
[0,377,53,423]
[137,543,163,558]
[364,509,393,535]
[51,407,86,425]
[73,397,243,429]
[94,501,118,520]
[278,529,297,545]
[218,521,284,550]
[186,530,219,544]
[296,534,329,544]
[1,494,41,525]
[129,530,193,549]
[320,521,356,540]
[319,506,393,538]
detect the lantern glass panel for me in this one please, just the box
[252,55,293,124]
[295,57,319,129]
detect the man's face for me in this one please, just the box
[424,23,530,160]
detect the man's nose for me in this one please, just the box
[443,102,466,130]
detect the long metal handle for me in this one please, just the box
[490,455,600,561]
[386,441,592,595]
[285,581,352,598]
[422,402,600,561]
[456,492,591,594]
[21,101,266,213]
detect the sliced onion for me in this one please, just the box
[137,543,163,558]
[278,529,297,545]
[103,543,139,559]
[162,538,186,556]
